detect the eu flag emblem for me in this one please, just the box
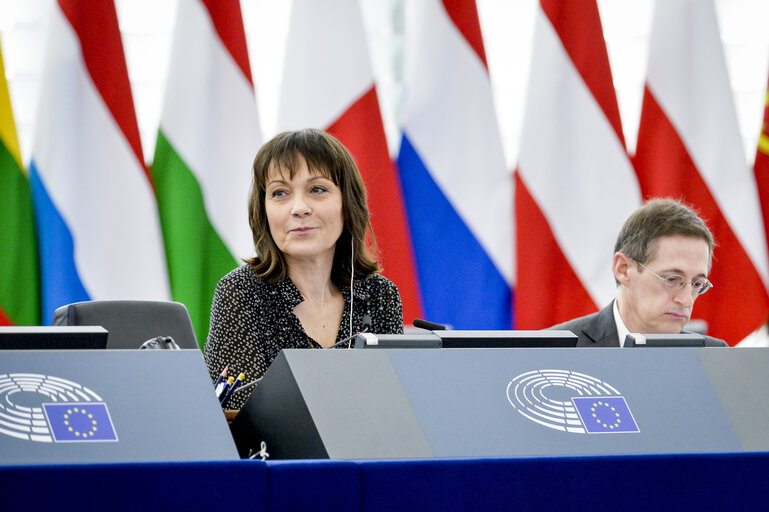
[43,403,118,442]
[572,396,639,434]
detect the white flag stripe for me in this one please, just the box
[402,0,512,283]
[645,0,769,284]
[518,9,641,307]
[160,0,260,261]
[277,0,373,132]
[34,10,169,300]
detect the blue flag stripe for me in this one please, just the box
[29,161,91,324]
[398,136,513,329]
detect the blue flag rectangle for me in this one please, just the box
[572,396,640,434]
[43,403,118,442]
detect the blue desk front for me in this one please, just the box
[1,453,768,511]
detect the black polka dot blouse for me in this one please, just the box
[203,264,404,409]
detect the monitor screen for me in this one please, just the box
[624,333,706,347]
[0,326,109,350]
[353,330,578,349]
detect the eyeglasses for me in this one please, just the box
[636,261,713,296]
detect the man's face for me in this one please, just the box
[616,235,710,334]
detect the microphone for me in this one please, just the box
[325,314,372,349]
[326,332,360,349]
[413,318,447,331]
[361,314,372,333]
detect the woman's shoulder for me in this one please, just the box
[218,264,261,285]
[358,273,400,296]
[215,264,269,295]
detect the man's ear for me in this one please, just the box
[613,252,633,286]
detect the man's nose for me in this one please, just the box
[673,283,696,307]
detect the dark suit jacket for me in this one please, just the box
[549,300,728,347]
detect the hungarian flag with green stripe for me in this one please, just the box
[151,0,260,347]
[0,41,39,326]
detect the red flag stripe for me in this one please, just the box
[515,173,598,328]
[539,0,624,143]
[200,0,253,85]
[634,86,769,344]
[327,86,422,322]
[0,306,12,326]
[755,152,769,258]
[755,78,769,259]
[441,0,488,69]
[58,0,145,168]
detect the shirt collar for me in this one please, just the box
[613,298,631,347]
[274,278,303,307]
[341,279,369,303]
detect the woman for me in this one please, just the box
[204,129,404,409]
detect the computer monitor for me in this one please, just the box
[0,326,109,350]
[624,332,706,347]
[353,330,578,349]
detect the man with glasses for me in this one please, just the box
[551,199,727,347]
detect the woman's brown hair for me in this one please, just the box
[247,128,380,285]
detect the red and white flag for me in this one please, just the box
[515,0,641,328]
[276,0,421,322]
[634,0,769,345]
[754,72,769,283]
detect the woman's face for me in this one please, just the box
[264,155,344,265]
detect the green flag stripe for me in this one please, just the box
[0,140,39,325]
[152,131,239,348]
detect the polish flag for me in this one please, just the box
[515,0,641,328]
[276,0,421,323]
[398,0,511,329]
[634,0,769,344]
[29,0,170,323]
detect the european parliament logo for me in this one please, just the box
[0,373,118,443]
[506,369,640,434]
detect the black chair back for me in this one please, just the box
[53,300,199,350]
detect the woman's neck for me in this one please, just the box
[287,254,337,303]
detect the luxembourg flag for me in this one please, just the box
[398,0,512,329]
[277,0,421,323]
[151,0,259,345]
[29,0,170,324]
[634,0,769,344]
[515,0,641,329]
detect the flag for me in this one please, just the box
[29,0,170,324]
[742,72,769,346]
[44,403,118,442]
[634,0,769,345]
[398,0,511,329]
[277,0,421,323]
[572,397,639,434]
[151,0,259,346]
[754,73,769,282]
[515,0,641,329]
[0,41,39,326]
